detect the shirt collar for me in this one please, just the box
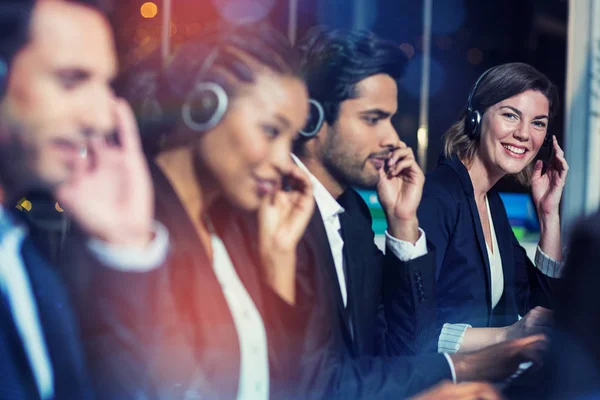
[0,206,26,244]
[291,154,344,220]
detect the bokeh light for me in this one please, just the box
[140,2,158,19]
[467,48,483,65]
[211,0,276,24]
[20,199,32,212]
[55,203,64,213]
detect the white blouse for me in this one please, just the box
[485,196,504,310]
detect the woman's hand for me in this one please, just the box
[531,136,569,217]
[531,136,568,260]
[258,165,314,305]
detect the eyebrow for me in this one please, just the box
[275,114,291,128]
[500,105,548,120]
[359,109,393,118]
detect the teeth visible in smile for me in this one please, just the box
[503,144,526,154]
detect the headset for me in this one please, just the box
[465,67,495,139]
[298,98,325,139]
[465,67,552,151]
[179,48,229,133]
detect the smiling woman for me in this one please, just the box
[416,62,570,355]
[121,22,314,399]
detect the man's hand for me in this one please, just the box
[376,141,424,243]
[410,381,502,400]
[505,307,553,341]
[451,334,548,383]
[55,98,154,249]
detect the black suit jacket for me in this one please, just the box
[146,166,310,399]
[295,188,451,399]
[417,156,560,332]
[0,237,91,400]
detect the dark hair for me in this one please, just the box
[121,22,301,155]
[443,62,559,186]
[0,1,34,77]
[296,26,408,126]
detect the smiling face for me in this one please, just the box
[0,1,117,197]
[477,89,549,177]
[195,72,309,211]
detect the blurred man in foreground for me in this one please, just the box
[0,1,168,398]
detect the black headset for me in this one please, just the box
[465,67,495,139]
[298,98,325,139]
[465,67,552,148]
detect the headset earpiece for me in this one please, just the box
[181,82,228,132]
[298,99,324,139]
[465,67,496,138]
[465,109,482,138]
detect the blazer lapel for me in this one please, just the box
[488,191,517,322]
[444,156,493,318]
[304,207,354,345]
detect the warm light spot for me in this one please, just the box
[55,202,64,213]
[20,200,32,212]
[467,48,483,65]
[399,43,415,59]
[140,2,158,19]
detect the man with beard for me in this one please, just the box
[0,1,168,398]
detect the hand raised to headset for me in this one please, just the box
[55,98,155,249]
[531,136,569,217]
[258,164,314,305]
[376,141,425,244]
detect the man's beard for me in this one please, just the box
[320,131,380,191]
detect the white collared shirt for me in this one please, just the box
[292,155,428,306]
[290,155,463,380]
[0,207,54,399]
[210,232,269,400]
[485,196,504,309]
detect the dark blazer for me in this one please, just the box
[417,155,560,332]
[57,165,309,400]
[147,166,310,399]
[295,188,452,399]
[0,237,91,400]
